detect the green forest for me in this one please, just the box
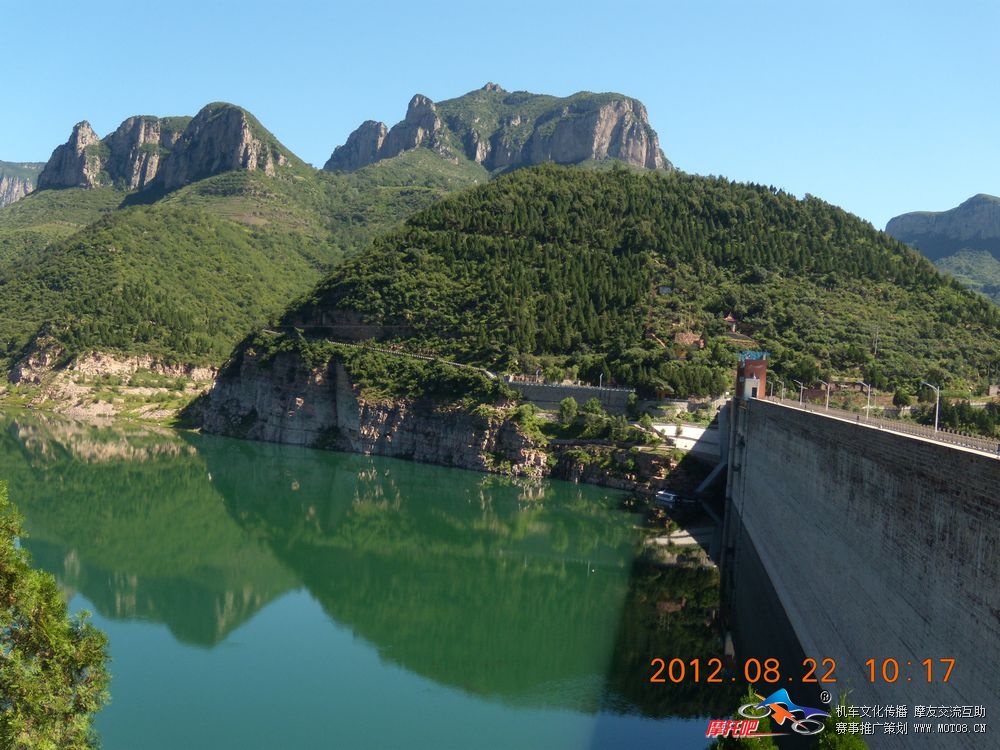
[284,164,1000,399]
[0,150,484,369]
[5,143,1000,405]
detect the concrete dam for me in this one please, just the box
[722,397,1000,749]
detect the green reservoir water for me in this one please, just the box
[0,412,733,749]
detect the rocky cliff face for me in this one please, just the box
[101,116,188,190]
[0,173,33,207]
[34,103,294,194]
[152,104,292,191]
[489,97,665,172]
[886,194,1000,261]
[0,161,43,207]
[327,120,388,171]
[200,349,548,477]
[36,116,187,190]
[36,121,105,189]
[326,95,447,171]
[325,83,671,173]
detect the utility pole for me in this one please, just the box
[858,381,872,418]
[818,379,830,410]
[921,380,941,432]
[793,379,804,405]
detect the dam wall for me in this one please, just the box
[724,398,1000,749]
[507,382,633,415]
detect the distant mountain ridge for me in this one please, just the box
[0,103,488,379]
[886,194,1000,304]
[35,103,301,195]
[886,194,1000,261]
[0,160,43,207]
[325,83,670,173]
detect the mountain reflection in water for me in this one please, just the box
[0,411,733,748]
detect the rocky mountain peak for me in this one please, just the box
[73,121,99,143]
[101,115,190,190]
[325,94,446,171]
[36,121,104,189]
[325,121,388,172]
[406,94,436,118]
[152,103,292,191]
[324,86,671,174]
[33,103,296,195]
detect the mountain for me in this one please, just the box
[325,83,670,174]
[35,103,299,195]
[2,86,668,388]
[0,160,43,207]
[886,194,1000,304]
[886,194,1000,261]
[201,165,1000,451]
[0,106,485,380]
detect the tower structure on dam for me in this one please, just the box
[735,351,768,400]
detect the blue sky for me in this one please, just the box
[4,0,998,227]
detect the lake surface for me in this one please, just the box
[0,411,734,749]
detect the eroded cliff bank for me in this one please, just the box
[3,340,215,422]
[200,348,550,477]
[198,345,676,488]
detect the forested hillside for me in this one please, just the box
[281,165,1000,397]
[0,149,484,369]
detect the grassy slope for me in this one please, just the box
[935,249,1000,305]
[279,164,1000,397]
[0,149,484,369]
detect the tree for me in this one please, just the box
[815,692,868,749]
[708,685,778,749]
[582,397,606,416]
[626,392,640,419]
[0,483,109,749]
[558,396,578,425]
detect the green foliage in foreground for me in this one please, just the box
[286,164,1000,398]
[558,396,577,425]
[0,483,109,749]
[707,685,778,749]
[708,686,868,749]
[816,692,868,749]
